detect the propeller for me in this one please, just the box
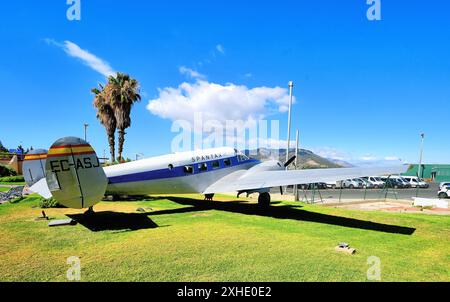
[284,155,297,168]
[280,155,297,195]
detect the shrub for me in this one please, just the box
[39,197,60,209]
[0,175,25,183]
[0,165,17,177]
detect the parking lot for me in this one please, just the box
[278,183,441,203]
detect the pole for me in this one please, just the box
[286,81,294,169]
[294,129,299,201]
[84,123,89,142]
[418,133,425,179]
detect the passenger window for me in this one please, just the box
[212,161,220,169]
[224,159,231,166]
[184,166,194,174]
[198,163,208,172]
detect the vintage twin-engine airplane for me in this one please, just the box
[23,137,406,211]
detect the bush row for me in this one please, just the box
[0,175,25,183]
[0,165,17,177]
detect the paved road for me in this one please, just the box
[278,183,440,202]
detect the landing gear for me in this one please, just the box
[84,206,94,215]
[204,194,214,201]
[258,192,271,207]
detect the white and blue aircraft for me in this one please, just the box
[24,137,406,210]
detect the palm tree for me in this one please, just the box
[92,84,117,162]
[105,73,141,161]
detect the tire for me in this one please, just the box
[438,192,448,199]
[349,185,355,189]
[258,192,271,207]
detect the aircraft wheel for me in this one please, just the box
[438,192,447,199]
[84,206,95,216]
[258,192,271,207]
[204,194,214,201]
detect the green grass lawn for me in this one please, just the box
[0,194,449,282]
[0,182,26,186]
[0,186,10,192]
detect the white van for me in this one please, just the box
[362,176,385,189]
[403,176,429,188]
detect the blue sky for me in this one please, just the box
[0,1,449,164]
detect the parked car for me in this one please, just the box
[439,182,450,191]
[355,178,375,189]
[342,179,364,189]
[326,181,338,189]
[361,176,385,188]
[300,183,328,190]
[403,176,429,188]
[438,186,450,199]
[390,176,412,188]
[384,178,409,189]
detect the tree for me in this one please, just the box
[105,73,141,161]
[92,84,117,162]
[0,141,7,153]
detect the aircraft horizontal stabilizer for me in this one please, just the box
[29,178,52,199]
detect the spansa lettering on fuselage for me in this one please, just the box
[191,153,224,163]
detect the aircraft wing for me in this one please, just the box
[203,165,408,194]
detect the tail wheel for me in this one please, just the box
[258,192,271,207]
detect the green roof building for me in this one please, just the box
[403,164,450,182]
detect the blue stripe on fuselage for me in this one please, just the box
[107,156,260,184]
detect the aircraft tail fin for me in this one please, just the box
[23,149,48,187]
[43,137,108,209]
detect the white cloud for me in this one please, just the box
[216,44,225,54]
[311,147,352,161]
[147,79,293,125]
[360,155,378,161]
[179,66,205,80]
[46,39,115,77]
[384,156,401,161]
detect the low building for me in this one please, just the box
[403,164,450,182]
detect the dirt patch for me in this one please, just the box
[335,201,450,215]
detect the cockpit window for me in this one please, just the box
[184,165,194,174]
[237,153,250,162]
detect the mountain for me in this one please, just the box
[244,148,346,169]
[326,158,354,168]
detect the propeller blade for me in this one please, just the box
[280,186,283,195]
[284,155,297,168]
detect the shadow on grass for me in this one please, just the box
[67,211,158,232]
[158,197,415,235]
